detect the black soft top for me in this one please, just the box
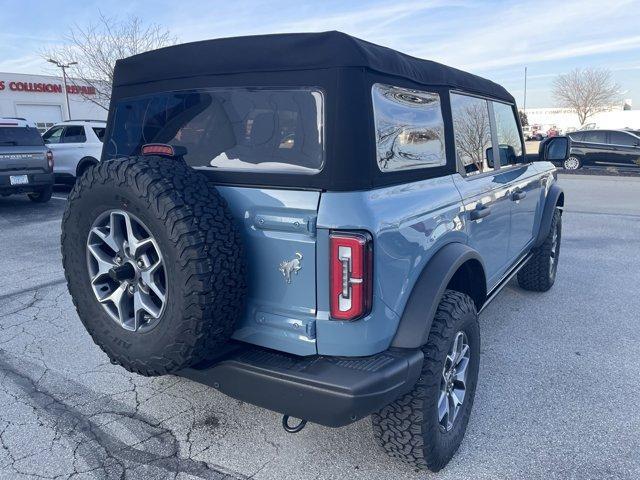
[108,31,517,191]
[114,31,512,102]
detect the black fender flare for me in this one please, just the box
[533,184,564,248]
[76,157,99,177]
[391,242,486,349]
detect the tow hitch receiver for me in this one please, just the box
[282,415,307,433]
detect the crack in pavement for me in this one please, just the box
[0,350,244,479]
[0,278,67,303]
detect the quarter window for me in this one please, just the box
[492,101,523,166]
[450,93,492,176]
[372,83,446,172]
[609,131,638,146]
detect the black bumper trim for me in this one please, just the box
[0,172,54,194]
[179,344,423,427]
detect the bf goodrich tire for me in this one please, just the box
[517,207,561,292]
[61,157,246,376]
[372,290,480,472]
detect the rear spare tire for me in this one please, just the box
[61,157,246,376]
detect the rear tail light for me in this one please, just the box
[329,232,373,321]
[46,150,54,170]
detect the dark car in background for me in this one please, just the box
[563,129,640,171]
[0,118,54,202]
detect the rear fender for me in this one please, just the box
[534,184,564,248]
[391,243,486,349]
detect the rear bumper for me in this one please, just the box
[179,343,423,427]
[0,172,53,195]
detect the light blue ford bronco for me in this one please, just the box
[61,32,569,471]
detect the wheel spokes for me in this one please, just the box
[87,243,117,284]
[439,330,471,432]
[87,210,167,333]
[438,390,449,423]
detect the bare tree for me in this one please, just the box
[453,102,492,172]
[552,68,619,126]
[43,13,177,110]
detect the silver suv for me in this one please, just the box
[42,120,105,183]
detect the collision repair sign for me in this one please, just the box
[0,80,96,95]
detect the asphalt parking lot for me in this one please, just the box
[0,175,639,480]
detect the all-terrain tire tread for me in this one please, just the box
[517,208,561,292]
[61,157,246,376]
[371,290,478,472]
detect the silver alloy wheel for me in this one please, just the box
[564,156,580,170]
[86,210,167,332]
[438,331,470,432]
[549,222,559,278]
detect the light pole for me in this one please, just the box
[47,59,77,120]
[523,66,528,114]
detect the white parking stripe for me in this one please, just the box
[51,196,68,201]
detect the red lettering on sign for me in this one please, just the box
[1,79,93,95]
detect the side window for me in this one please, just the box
[62,126,87,143]
[42,126,64,144]
[492,101,523,166]
[450,93,492,176]
[582,131,605,143]
[609,131,638,146]
[568,131,584,141]
[92,127,106,142]
[372,83,446,172]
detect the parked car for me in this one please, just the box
[0,117,54,202]
[42,120,105,183]
[528,124,547,140]
[60,32,568,472]
[564,129,640,170]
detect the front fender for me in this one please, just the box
[391,242,485,349]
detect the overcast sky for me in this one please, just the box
[1,0,639,108]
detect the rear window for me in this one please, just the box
[105,87,325,174]
[0,127,45,147]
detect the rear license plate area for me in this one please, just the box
[9,175,29,185]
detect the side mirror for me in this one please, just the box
[539,136,570,162]
[486,144,518,167]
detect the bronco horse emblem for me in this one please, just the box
[279,253,303,284]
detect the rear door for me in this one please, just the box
[607,131,640,169]
[103,86,325,355]
[490,100,542,259]
[217,187,319,355]
[450,92,512,288]
[580,130,608,166]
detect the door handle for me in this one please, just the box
[511,190,527,201]
[469,204,491,221]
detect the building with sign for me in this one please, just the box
[0,72,107,132]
